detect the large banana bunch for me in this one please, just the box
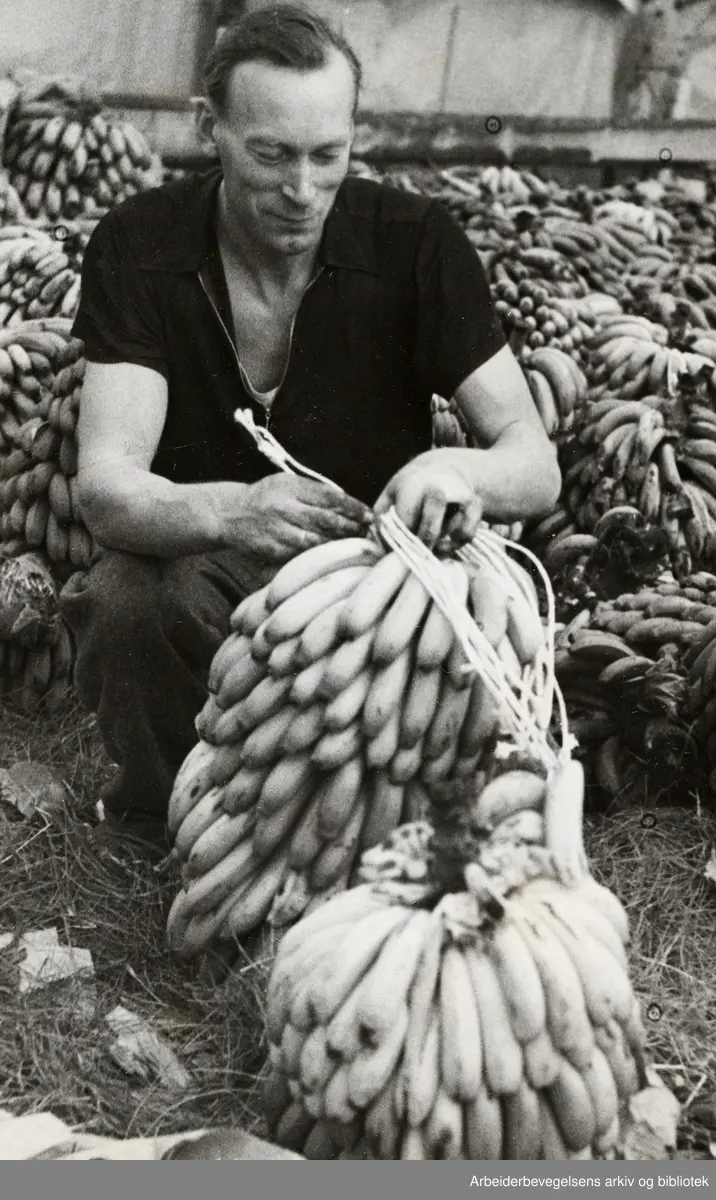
[3,98,161,223]
[165,528,549,960]
[585,313,714,402]
[0,327,91,578]
[553,572,712,807]
[683,608,716,801]
[262,757,645,1160]
[0,551,74,712]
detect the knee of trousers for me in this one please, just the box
[63,550,165,661]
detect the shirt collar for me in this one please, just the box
[139,167,380,275]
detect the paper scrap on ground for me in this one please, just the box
[0,932,14,952]
[18,944,95,995]
[704,847,716,886]
[621,1068,681,1160]
[105,1005,192,1090]
[0,762,67,819]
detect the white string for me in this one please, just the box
[234,408,345,493]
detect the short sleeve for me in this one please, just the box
[71,211,169,378]
[413,200,505,399]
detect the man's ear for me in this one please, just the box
[193,97,218,153]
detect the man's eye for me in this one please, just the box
[314,151,341,163]
[255,148,285,163]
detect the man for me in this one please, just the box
[62,4,560,857]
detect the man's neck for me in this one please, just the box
[216,183,319,297]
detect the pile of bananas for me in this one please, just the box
[165,526,550,961]
[262,753,646,1160]
[0,325,92,577]
[2,95,161,222]
[585,312,715,401]
[0,225,80,328]
[552,571,716,807]
[0,551,73,712]
[492,269,599,361]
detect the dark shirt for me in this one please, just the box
[72,168,505,506]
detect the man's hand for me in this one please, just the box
[238,475,373,562]
[373,451,483,548]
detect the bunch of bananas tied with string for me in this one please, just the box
[165,511,553,963]
[261,640,646,1159]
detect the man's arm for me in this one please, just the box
[77,361,371,559]
[374,343,561,546]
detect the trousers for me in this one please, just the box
[59,547,272,825]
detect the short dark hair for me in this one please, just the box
[204,4,363,116]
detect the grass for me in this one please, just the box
[0,695,715,1154]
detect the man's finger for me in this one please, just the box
[448,495,483,544]
[416,489,448,548]
[299,508,368,540]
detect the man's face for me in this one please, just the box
[212,52,355,256]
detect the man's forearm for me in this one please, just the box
[79,465,246,558]
[439,429,562,522]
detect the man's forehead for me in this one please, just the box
[223,54,355,125]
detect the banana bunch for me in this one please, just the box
[0,551,74,713]
[553,574,710,806]
[492,262,601,361]
[165,529,549,959]
[593,200,677,247]
[3,99,161,222]
[0,326,91,577]
[430,394,467,449]
[0,228,80,328]
[0,171,27,226]
[263,760,644,1160]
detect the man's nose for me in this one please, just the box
[282,161,316,205]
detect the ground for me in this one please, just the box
[0,695,715,1155]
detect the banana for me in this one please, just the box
[168,741,223,836]
[593,1022,640,1101]
[438,945,483,1102]
[423,673,472,762]
[502,1076,542,1160]
[470,770,546,832]
[523,1027,563,1090]
[320,629,374,698]
[362,647,412,738]
[398,664,442,748]
[253,778,315,860]
[255,753,317,820]
[359,771,404,849]
[513,907,595,1071]
[301,1120,335,1159]
[263,565,367,646]
[311,722,363,771]
[506,586,545,666]
[221,763,271,815]
[309,788,366,888]
[323,1063,355,1125]
[266,634,301,678]
[212,675,293,743]
[464,1084,504,1159]
[526,368,560,437]
[372,571,432,664]
[582,1045,619,1139]
[468,566,509,647]
[296,596,353,666]
[400,1127,427,1160]
[185,809,255,879]
[527,349,578,419]
[172,784,226,861]
[290,658,328,707]
[347,1004,409,1110]
[323,666,372,731]
[312,904,413,1035]
[538,1093,569,1160]
[388,740,423,784]
[299,1025,335,1094]
[230,583,272,635]
[365,707,402,769]
[317,757,364,839]
[463,945,523,1095]
[181,836,258,919]
[546,1057,596,1153]
[364,1080,400,1159]
[339,551,409,638]
[488,916,547,1043]
[215,642,265,707]
[220,844,289,938]
[423,1085,464,1160]
[354,910,433,1047]
[543,756,588,889]
[240,704,298,766]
